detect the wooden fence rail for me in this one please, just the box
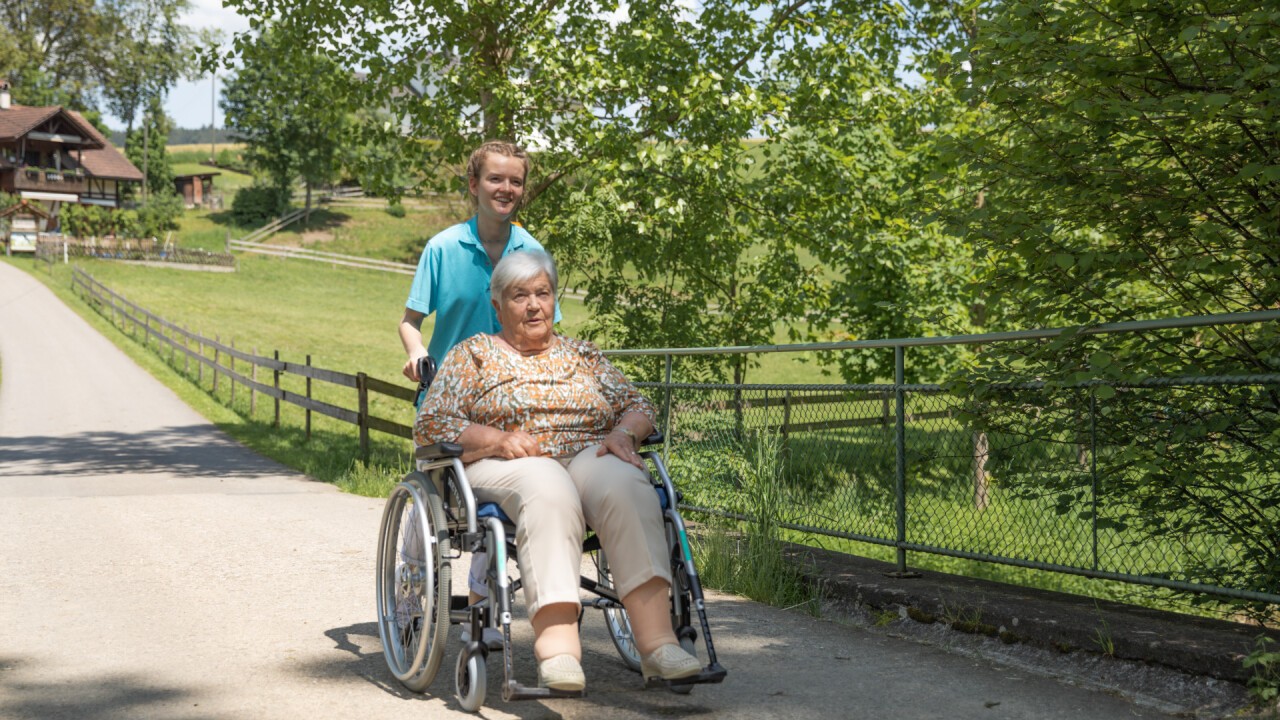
[72,267,414,460]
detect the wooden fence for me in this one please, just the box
[37,237,236,270]
[72,267,415,460]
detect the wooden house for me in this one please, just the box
[0,81,144,222]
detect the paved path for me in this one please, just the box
[0,260,1182,719]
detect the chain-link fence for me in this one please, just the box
[607,311,1280,609]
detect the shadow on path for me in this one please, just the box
[0,655,214,720]
[0,424,293,479]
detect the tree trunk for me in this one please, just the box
[973,431,990,511]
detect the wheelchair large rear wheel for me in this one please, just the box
[376,472,452,692]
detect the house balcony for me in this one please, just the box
[3,167,90,195]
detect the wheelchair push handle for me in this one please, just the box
[416,355,438,391]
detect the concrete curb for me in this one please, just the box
[784,544,1280,684]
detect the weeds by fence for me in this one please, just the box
[72,267,413,459]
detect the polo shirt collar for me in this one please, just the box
[462,215,529,255]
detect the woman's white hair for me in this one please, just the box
[490,249,558,299]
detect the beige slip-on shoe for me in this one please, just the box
[640,643,701,680]
[538,654,586,691]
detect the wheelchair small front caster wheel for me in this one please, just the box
[455,648,487,712]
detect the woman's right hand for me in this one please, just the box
[457,424,544,462]
[492,430,543,459]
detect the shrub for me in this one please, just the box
[136,191,184,238]
[216,148,250,174]
[231,183,292,226]
[385,202,406,218]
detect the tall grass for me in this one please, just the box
[691,430,823,615]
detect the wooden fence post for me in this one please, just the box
[273,350,281,428]
[782,390,792,443]
[251,346,257,416]
[213,334,220,394]
[230,339,237,408]
[357,372,370,462]
[305,354,312,441]
[183,326,190,376]
[197,331,204,385]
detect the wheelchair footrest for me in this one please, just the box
[644,663,728,689]
[502,680,585,701]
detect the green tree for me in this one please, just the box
[98,0,197,138]
[126,97,176,199]
[946,0,1279,621]
[219,28,349,219]
[217,0,976,383]
[0,0,107,107]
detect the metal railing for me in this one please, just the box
[605,310,1280,606]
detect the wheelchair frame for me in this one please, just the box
[375,433,727,712]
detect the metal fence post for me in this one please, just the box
[1091,388,1099,572]
[663,353,672,464]
[893,344,912,576]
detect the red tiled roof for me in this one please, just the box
[65,110,143,182]
[0,104,141,182]
[0,105,104,148]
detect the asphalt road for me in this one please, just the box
[0,259,1182,719]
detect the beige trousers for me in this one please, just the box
[464,445,671,618]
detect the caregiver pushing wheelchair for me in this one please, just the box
[376,250,726,711]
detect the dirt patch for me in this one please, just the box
[299,229,335,246]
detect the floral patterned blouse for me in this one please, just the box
[415,334,657,460]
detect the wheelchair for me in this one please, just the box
[374,431,727,712]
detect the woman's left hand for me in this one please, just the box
[599,428,644,469]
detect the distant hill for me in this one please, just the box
[108,126,238,147]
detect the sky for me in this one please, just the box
[99,0,252,132]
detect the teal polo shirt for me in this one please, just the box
[406,216,560,360]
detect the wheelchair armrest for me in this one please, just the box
[641,431,664,448]
[415,442,464,461]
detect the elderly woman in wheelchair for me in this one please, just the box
[376,249,725,711]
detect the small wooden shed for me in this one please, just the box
[0,199,50,254]
[173,171,221,209]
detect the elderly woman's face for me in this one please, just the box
[496,272,555,347]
